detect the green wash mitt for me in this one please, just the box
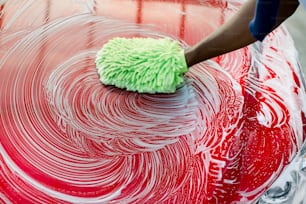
[95,37,188,93]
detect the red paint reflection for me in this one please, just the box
[0,3,4,29]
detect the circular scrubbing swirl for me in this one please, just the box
[95,37,188,93]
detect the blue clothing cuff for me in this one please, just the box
[249,0,281,41]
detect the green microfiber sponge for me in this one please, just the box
[95,37,188,93]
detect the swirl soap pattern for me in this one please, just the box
[0,0,306,203]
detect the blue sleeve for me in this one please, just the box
[249,0,281,41]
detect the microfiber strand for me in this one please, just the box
[95,37,188,93]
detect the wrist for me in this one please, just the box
[184,48,195,67]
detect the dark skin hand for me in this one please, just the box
[185,0,300,67]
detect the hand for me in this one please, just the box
[184,48,194,68]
